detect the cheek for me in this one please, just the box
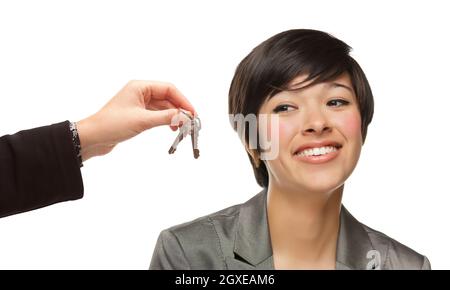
[262,119,296,178]
[334,112,362,142]
[258,116,296,148]
[277,119,297,147]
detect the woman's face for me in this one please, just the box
[258,72,362,194]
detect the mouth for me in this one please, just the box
[293,141,343,164]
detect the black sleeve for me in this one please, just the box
[0,121,84,218]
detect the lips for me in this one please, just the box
[293,141,343,156]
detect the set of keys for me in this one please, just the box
[168,109,201,159]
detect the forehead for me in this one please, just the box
[288,72,353,91]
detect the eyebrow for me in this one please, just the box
[328,82,354,94]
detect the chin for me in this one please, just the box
[293,175,344,195]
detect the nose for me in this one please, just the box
[301,109,331,136]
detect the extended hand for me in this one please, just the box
[76,80,196,162]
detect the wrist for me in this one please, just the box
[76,116,115,162]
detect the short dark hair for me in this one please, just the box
[228,29,374,188]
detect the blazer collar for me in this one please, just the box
[232,189,273,269]
[335,206,376,270]
[230,188,375,270]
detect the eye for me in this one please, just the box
[327,99,349,107]
[272,104,296,113]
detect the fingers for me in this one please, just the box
[144,108,180,129]
[146,99,177,111]
[134,80,196,115]
[163,84,196,115]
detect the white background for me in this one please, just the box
[0,0,448,269]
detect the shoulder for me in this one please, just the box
[164,201,242,243]
[360,223,431,270]
[150,200,245,269]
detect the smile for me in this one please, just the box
[293,142,342,164]
[296,146,338,157]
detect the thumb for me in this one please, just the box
[143,108,179,129]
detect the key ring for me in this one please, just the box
[168,109,201,158]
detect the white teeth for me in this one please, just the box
[296,146,338,157]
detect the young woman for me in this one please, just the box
[150,29,430,270]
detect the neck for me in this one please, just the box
[267,183,343,269]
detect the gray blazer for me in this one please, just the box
[150,189,430,270]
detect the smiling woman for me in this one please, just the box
[150,29,431,270]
